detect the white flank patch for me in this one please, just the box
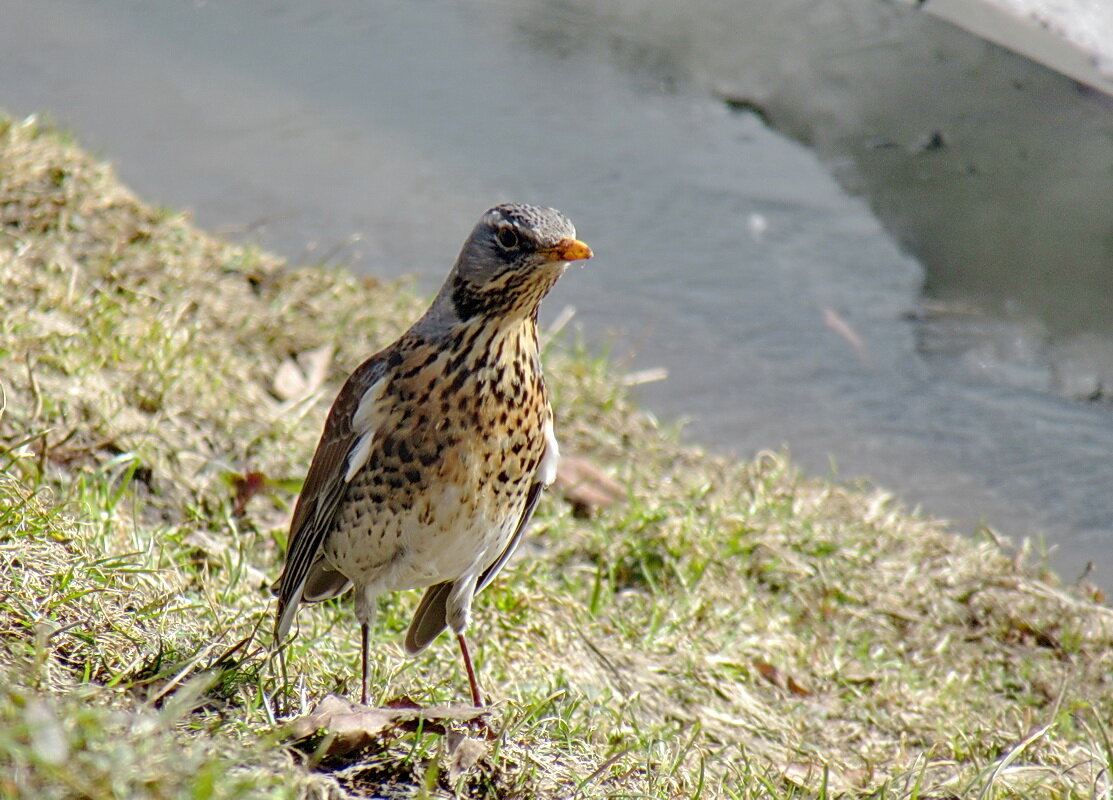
[345,432,374,482]
[345,377,386,482]
[538,415,560,487]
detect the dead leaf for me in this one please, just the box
[285,694,490,763]
[231,470,267,516]
[752,659,812,697]
[272,344,333,401]
[383,695,422,710]
[556,456,625,518]
[446,731,488,783]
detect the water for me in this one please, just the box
[2,0,1110,589]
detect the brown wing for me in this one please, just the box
[273,348,390,644]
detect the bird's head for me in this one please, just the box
[448,203,592,321]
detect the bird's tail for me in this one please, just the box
[272,561,352,645]
[404,580,452,654]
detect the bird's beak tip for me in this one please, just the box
[548,237,593,263]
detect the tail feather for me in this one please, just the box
[273,559,352,646]
[274,593,301,646]
[404,581,452,655]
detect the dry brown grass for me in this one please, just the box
[1,113,1111,799]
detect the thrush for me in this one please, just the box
[273,203,592,707]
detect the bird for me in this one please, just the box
[272,202,592,707]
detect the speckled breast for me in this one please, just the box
[324,321,549,592]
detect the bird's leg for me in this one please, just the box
[354,587,376,707]
[456,632,484,707]
[360,621,371,706]
[445,577,483,707]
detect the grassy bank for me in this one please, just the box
[1,114,1110,799]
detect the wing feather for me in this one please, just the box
[273,349,390,644]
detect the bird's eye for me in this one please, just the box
[495,226,520,250]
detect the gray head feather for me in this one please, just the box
[420,203,586,328]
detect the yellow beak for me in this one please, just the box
[540,237,593,263]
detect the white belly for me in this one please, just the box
[323,476,524,595]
